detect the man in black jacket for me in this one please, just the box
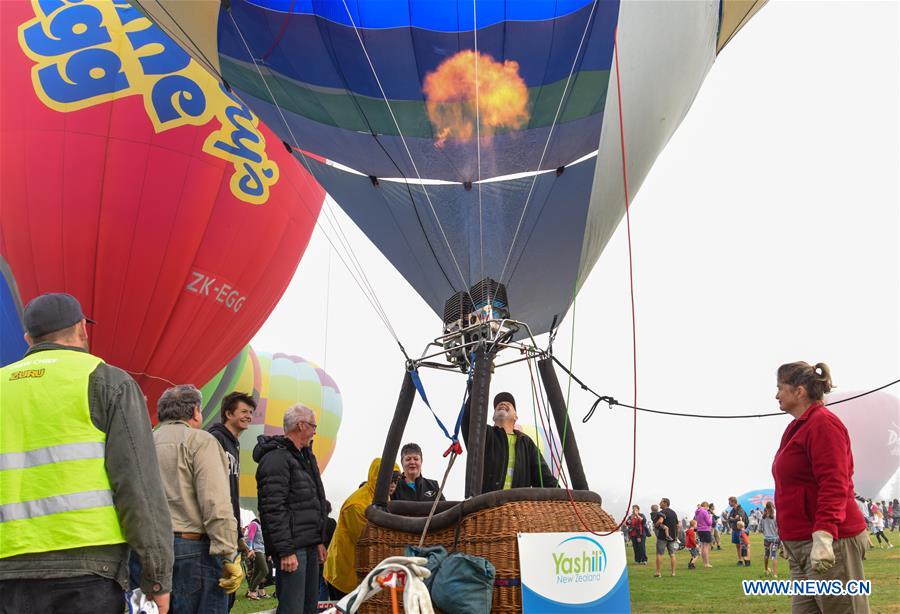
[461,391,557,494]
[392,443,446,502]
[207,391,255,608]
[254,404,327,614]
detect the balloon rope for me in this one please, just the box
[260,0,297,60]
[607,21,641,537]
[551,26,638,538]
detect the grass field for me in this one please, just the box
[627,532,900,613]
[231,531,900,613]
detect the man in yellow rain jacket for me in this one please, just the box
[323,458,400,598]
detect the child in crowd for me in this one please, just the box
[685,519,699,569]
[873,510,894,549]
[759,501,779,577]
[651,504,672,541]
[737,520,751,566]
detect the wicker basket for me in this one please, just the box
[355,498,616,613]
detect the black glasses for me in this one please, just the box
[301,420,318,430]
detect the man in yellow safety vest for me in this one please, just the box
[0,293,174,613]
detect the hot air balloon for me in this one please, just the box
[735,489,775,514]
[0,0,325,417]
[517,422,563,480]
[137,1,765,608]
[827,391,900,498]
[199,346,343,513]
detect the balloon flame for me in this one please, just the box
[423,50,529,148]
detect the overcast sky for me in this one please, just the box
[252,0,900,518]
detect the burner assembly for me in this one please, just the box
[440,278,519,370]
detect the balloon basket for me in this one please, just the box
[356,489,615,612]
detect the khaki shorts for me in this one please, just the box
[782,531,869,614]
[656,538,677,556]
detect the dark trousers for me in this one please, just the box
[248,552,269,592]
[631,536,648,563]
[0,575,122,614]
[131,536,227,613]
[275,547,319,614]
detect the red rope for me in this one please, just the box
[260,0,297,60]
[548,25,639,538]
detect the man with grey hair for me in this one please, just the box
[255,404,328,614]
[152,385,244,612]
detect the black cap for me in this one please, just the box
[493,392,516,409]
[23,293,94,338]
[391,470,402,482]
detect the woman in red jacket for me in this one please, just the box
[773,362,869,613]
[628,505,649,565]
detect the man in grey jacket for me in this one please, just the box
[0,293,174,613]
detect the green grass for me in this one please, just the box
[627,532,900,612]
[229,532,900,613]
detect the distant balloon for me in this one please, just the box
[827,391,900,498]
[200,345,261,427]
[200,347,343,513]
[735,489,775,513]
[517,422,563,480]
[0,0,324,416]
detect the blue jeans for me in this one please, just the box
[275,547,319,614]
[131,537,227,613]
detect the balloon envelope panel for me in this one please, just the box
[0,0,324,416]
[827,391,900,498]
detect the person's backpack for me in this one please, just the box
[740,507,749,527]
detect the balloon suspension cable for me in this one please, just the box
[131,0,226,83]
[339,0,478,309]
[498,0,600,287]
[224,8,408,360]
[545,26,638,538]
[473,0,484,286]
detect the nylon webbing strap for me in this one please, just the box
[409,353,476,444]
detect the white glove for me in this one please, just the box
[810,530,835,573]
[127,588,159,614]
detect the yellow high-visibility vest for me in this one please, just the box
[0,349,126,558]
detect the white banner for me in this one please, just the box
[517,532,630,612]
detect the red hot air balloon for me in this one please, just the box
[0,0,324,419]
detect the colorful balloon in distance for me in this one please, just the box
[199,346,343,513]
[827,391,900,498]
[138,0,764,337]
[735,489,775,513]
[0,0,324,415]
[200,345,261,427]
[517,422,563,480]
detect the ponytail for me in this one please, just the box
[777,361,835,401]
